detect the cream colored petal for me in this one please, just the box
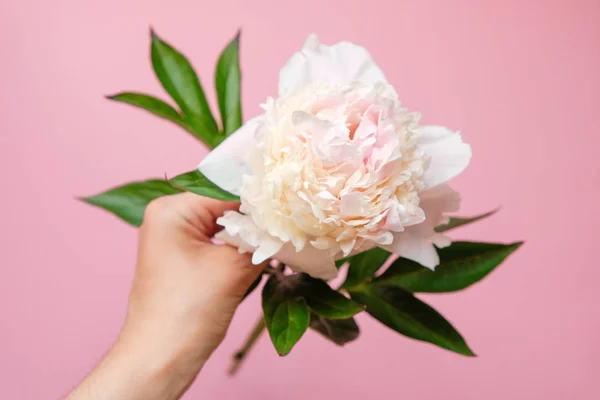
[381,185,461,269]
[197,116,263,196]
[216,211,283,264]
[275,243,338,280]
[382,232,439,269]
[418,126,471,189]
[279,34,387,96]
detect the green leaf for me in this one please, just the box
[106,92,193,133]
[377,241,523,293]
[170,170,240,201]
[150,29,219,146]
[215,31,242,136]
[350,285,475,356]
[81,179,182,227]
[341,247,391,290]
[262,275,310,356]
[295,274,364,319]
[335,258,348,268]
[435,209,498,233]
[309,314,360,346]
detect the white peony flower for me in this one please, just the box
[198,34,471,279]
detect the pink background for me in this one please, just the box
[1,0,599,398]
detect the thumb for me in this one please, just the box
[201,244,266,300]
[162,192,241,239]
[169,193,266,295]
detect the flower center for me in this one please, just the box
[241,82,427,256]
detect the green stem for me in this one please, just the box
[228,315,267,376]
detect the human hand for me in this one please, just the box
[67,193,263,400]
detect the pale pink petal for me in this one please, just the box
[418,125,471,189]
[214,229,242,247]
[279,34,387,96]
[215,230,254,254]
[315,191,337,210]
[381,184,461,269]
[217,211,261,247]
[340,192,365,217]
[197,116,263,196]
[382,232,439,269]
[275,243,338,280]
[252,235,284,264]
[216,211,283,263]
[404,184,459,241]
[339,239,356,256]
[431,234,452,248]
[216,211,336,278]
[347,238,378,257]
[310,236,337,250]
[303,33,320,50]
[360,231,393,245]
[419,184,461,226]
[354,117,377,140]
[384,203,405,231]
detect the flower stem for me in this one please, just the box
[228,315,267,376]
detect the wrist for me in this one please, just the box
[109,326,206,399]
[66,333,202,400]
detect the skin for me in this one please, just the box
[66,193,264,400]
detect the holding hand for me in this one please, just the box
[67,193,263,400]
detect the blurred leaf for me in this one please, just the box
[106,92,193,133]
[215,31,242,136]
[262,275,310,356]
[335,257,349,268]
[310,314,360,346]
[170,170,240,201]
[377,241,523,293]
[81,180,182,227]
[150,29,219,146]
[340,248,391,290]
[435,209,498,233]
[295,274,364,319]
[350,284,475,356]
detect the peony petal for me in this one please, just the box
[404,185,459,251]
[347,238,378,257]
[217,211,283,262]
[382,232,439,269]
[418,126,471,189]
[406,184,460,239]
[275,243,338,280]
[252,235,284,264]
[381,184,461,269]
[197,116,263,195]
[419,184,461,226]
[215,211,337,279]
[217,211,261,247]
[303,33,320,50]
[215,229,254,254]
[279,34,387,96]
[340,192,365,217]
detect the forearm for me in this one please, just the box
[66,333,204,400]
